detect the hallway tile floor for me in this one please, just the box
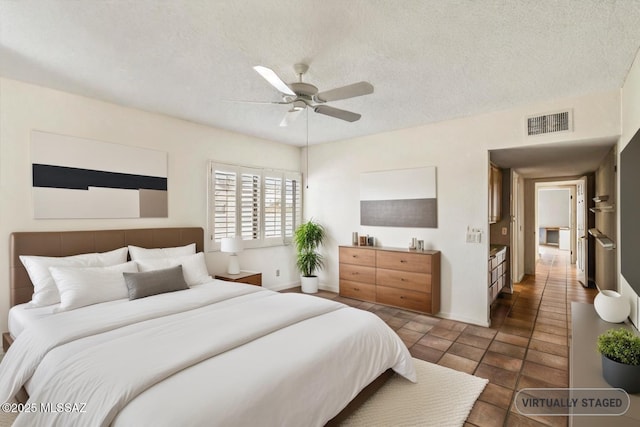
[287,247,597,426]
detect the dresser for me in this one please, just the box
[339,246,440,314]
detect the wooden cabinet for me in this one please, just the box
[339,246,440,314]
[488,246,508,304]
[215,271,262,286]
[489,164,502,224]
[339,246,376,302]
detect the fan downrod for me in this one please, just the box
[289,63,317,98]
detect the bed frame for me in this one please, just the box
[5,226,391,423]
[9,227,204,308]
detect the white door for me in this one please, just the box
[511,171,524,283]
[576,178,587,285]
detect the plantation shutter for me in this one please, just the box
[213,168,237,242]
[264,174,282,239]
[208,161,302,250]
[240,171,261,241]
[284,174,302,242]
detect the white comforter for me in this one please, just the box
[0,281,415,427]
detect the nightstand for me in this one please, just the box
[215,271,262,286]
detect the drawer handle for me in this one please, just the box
[352,255,358,258]
[354,287,360,291]
[400,259,407,263]
[399,295,405,299]
[400,278,407,281]
[351,272,359,275]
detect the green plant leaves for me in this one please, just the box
[293,219,326,277]
[597,328,640,365]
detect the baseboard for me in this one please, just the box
[437,311,490,328]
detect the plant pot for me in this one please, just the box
[301,276,319,294]
[601,355,640,393]
[594,290,630,323]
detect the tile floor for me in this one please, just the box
[286,246,597,426]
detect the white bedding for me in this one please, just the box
[0,280,415,427]
[7,303,58,339]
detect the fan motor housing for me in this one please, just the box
[289,82,318,97]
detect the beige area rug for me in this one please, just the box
[342,358,489,427]
[0,358,487,427]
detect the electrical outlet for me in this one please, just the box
[276,269,280,277]
[501,227,508,236]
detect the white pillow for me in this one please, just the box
[135,252,211,286]
[128,243,196,261]
[50,261,138,312]
[20,247,128,307]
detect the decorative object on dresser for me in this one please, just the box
[594,290,631,323]
[596,328,640,393]
[339,246,440,314]
[220,237,243,274]
[294,219,326,294]
[214,271,262,286]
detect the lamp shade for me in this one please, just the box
[220,237,242,254]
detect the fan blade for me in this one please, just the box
[223,99,288,105]
[313,105,361,122]
[253,66,296,96]
[279,109,304,127]
[315,81,373,102]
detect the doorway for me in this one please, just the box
[535,183,576,264]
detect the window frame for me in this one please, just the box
[208,161,302,251]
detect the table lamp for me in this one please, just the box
[221,237,242,274]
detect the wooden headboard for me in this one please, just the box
[9,227,204,307]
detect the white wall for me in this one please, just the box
[538,189,571,228]
[619,48,640,328]
[0,78,301,333]
[305,90,620,327]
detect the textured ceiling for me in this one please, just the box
[1,1,640,146]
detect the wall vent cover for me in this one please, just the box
[526,110,572,136]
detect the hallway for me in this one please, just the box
[481,245,597,425]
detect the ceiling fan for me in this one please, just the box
[251,63,374,127]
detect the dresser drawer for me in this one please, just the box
[376,251,431,274]
[340,264,375,284]
[376,268,431,293]
[340,280,376,302]
[339,247,376,267]
[376,285,431,313]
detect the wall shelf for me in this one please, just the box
[589,204,615,213]
[588,228,616,250]
[592,195,609,202]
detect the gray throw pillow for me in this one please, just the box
[123,265,189,300]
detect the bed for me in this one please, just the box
[1,227,415,426]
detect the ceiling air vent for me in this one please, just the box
[526,110,572,136]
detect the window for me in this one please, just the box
[208,162,302,249]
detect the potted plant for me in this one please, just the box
[597,327,640,393]
[294,219,326,294]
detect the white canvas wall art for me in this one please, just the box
[31,131,168,219]
[360,167,437,228]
